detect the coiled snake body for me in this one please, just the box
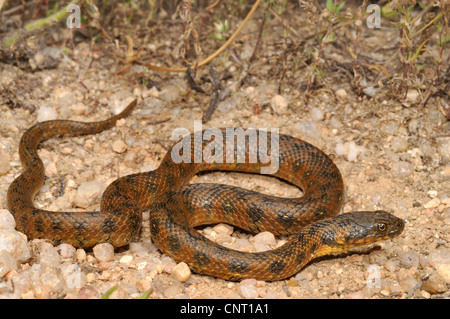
[7,99,404,281]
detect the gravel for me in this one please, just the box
[0,22,448,299]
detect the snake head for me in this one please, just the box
[310,210,405,258]
[339,210,405,246]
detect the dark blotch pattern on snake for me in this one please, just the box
[7,99,405,281]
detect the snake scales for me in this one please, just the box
[7,99,404,281]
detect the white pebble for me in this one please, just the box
[74,180,105,209]
[75,249,87,261]
[0,209,16,229]
[0,250,17,277]
[93,243,115,262]
[160,85,184,103]
[437,264,450,284]
[234,238,251,252]
[119,254,133,267]
[310,107,324,121]
[71,103,87,115]
[346,141,362,162]
[0,152,11,175]
[335,89,347,100]
[427,190,438,198]
[57,243,76,259]
[237,279,259,298]
[215,233,233,246]
[37,105,57,122]
[393,161,415,178]
[253,232,277,247]
[39,246,61,268]
[112,140,127,153]
[213,223,234,236]
[406,90,420,103]
[39,269,66,297]
[391,137,409,153]
[271,95,288,115]
[335,141,365,162]
[363,86,378,97]
[171,262,191,283]
[61,263,87,289]
[335,143,347,156]
[0,228,31,263]
[424,198,441,209]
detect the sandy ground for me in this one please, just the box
[0,1,449,299]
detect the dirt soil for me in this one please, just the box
[0,1,449,299]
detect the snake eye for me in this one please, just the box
[377,223,387,232]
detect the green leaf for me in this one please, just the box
[139,288,152,299]
[336,2,346,13]
[101,286,119,299]
[326,0,334,12]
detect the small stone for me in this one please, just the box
[393,161,415,178]
[237,279,259,298]
[400,251,420,268]
[427,190,438,198]
[310,107,324,121]
[38,269,66,297]
[56,244,76,260]
[399,276,418,293]
[213,224,234,236]
[0,209,15,229]
[37,105,57,122]
[73,180,105,209]
[407,118,420,133]
[10,271,32,296]
[287,277,298,287]
[294,272,307,282]
[112,140,127,153]
[428,248,450,269]
[75,249,86,262]
[0,228,31,263]
[253,232,277,247]
[234,238,251,252]
[422,272,447,294]
[436,264,450,284]
[39,246,61,268]
[335,141,365,162]
[215,233,233,246]
[335,89,347,100]
[93,243,115,262]
[119,254,133,267]
[171,262,191,283]
[71,103,87,115]
[0,152,11,175]
[424,198,440,209]
[363,86,378,97]
[0,250,17,277]
[384,259,399,272]
[159,85,184,103]
[86,272,96,283]
[391,137,409,153]
[271,95,288,115]
[61,263,87,289]
[420,290,431,299]
[406,90,420,104]
[129,242,150,258]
